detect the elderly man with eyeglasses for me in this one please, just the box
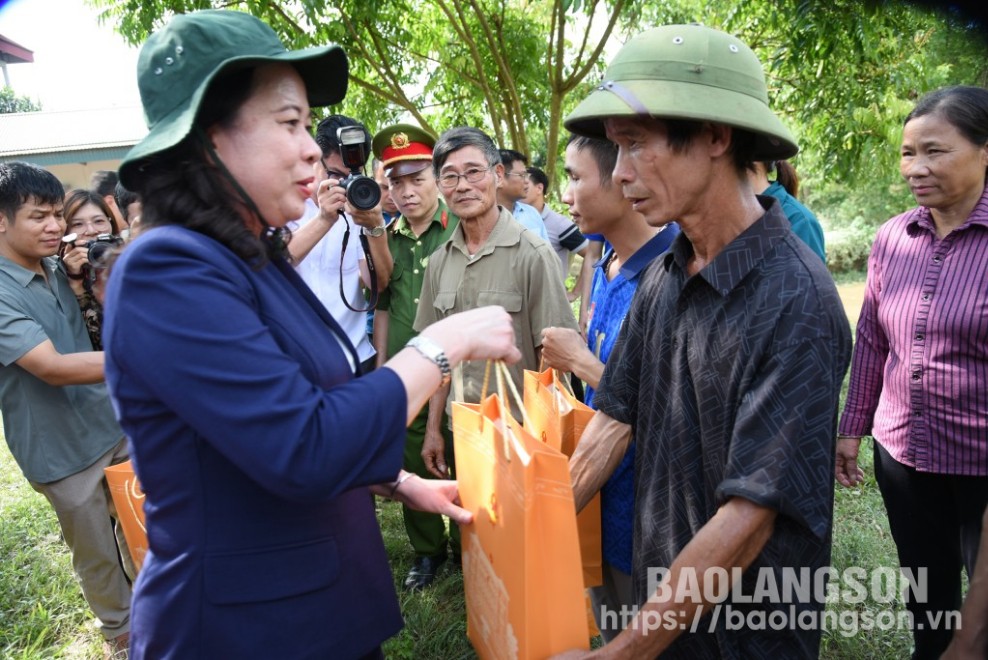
[413,126,579,486]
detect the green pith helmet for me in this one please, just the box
[564,24,797,160]
[119,10,348,190]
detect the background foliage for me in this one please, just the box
[90,0,987,270]
[0,86,41,114]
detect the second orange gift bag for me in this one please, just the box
[453,361,589,659]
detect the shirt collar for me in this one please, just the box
[619,223,681,280]
[449,206,520,258]
[905,183,988,236]
[392,200,451,238]
[0,253,52,287]
[663,195,790,297]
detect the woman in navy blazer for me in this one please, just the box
[103,10,519,659]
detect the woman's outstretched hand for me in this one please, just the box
[420,305,521,367]
[393,474,472,524]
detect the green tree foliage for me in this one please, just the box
[91,0,643,185]
[626,0,986,271]
[646,0,986,186]
[0,86,41,114]
[90,0,986,215]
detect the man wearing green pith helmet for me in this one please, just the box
[558,25,852,658]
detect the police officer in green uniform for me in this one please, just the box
[372,124,461,590]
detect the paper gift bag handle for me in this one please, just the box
[538,353,577,398]
[495,360,532,428]
[492,360,514,461]
[480,359,493,400]
[487,359,537,463]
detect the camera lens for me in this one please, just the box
[346,175,382,211]
[87,236,123,268]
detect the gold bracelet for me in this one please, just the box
[389,472,415,499]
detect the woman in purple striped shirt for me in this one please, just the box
[836,86,988,660]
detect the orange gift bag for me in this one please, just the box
[523,367,603,589]
[104,460,148,573]
[453,361,589,659]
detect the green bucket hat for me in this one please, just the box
[119,10,348,190]
[564,24,797,161]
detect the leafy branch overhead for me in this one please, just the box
[90,0,636,185]
[90,0,985,191]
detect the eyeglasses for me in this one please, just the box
[69,216,112,231]
[504,171,528,180]
[438,166,492,190]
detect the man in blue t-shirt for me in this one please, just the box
[541,135,679,641]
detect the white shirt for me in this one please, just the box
[287,199,375,363]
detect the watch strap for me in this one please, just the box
[406,336,451,386]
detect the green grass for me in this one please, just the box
[0,440,910,659]
[0,441,103,659]
[377,499,475,659]
[0,430,913,660]
[0,273,924,659]
[821,447,912,658]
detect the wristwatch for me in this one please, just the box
[365,224,386,237]
[406,336,451,387]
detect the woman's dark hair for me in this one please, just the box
[763,160,800,197]
[63,188,121,235]
[905,86,988,147]
[774,160,799,197]
[128,66,289,265]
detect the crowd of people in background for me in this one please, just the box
[1,8,986,660]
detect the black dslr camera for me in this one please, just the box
[62,232,124,269]
[336,125,381,211]
[86,233,124,268]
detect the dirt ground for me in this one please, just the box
[837,280,866,330]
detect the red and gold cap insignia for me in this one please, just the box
[391,132,410,150]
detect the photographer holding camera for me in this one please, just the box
[1,163,132,658]
[59,189,124,350]
[287,115,393,373]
